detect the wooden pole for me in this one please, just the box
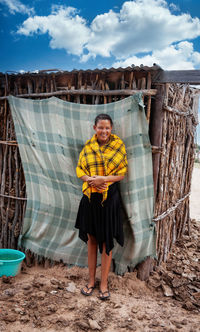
[0,89,157,101]
[136,84,165,281]
[149,85,165,198]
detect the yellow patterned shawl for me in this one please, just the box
[76,133,128,202]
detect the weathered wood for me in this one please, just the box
[147,72,151,90]
[0,122,8,247]
[153,192,190,222]
[149,84,165,198]
[0,140,18,146]
[0,89,157,100]
[137,75,160,281]
[0,193,27,200]
[163,105,191,117]
[11,148,20,248]
[137,257,154,281]
[153,70,200,84]
[153,83,197,264]
[146,96,151,121]
[4,144,12,247]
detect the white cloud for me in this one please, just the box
[85,0,200,60]
[112,42,200,70]
[0,0,34,15]
[17,6,90,56]
[169,3,180,12]
[16,0,200,68]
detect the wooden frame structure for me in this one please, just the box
[0,66,199,279]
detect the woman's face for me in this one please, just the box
[93,119,112,145]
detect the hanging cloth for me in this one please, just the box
[8,93,156,274]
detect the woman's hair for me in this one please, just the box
[94,113,113,126]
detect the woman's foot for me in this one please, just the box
[99,289,110,300]
[99,283,110,300]
[81,283,95,296]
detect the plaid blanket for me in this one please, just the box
[8,94,156,274]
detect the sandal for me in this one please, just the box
[81,284,95,296]
[99,290,110,300]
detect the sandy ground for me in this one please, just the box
[0,166,199,332]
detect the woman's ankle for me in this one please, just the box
[100,282,108,291]
[88,278,95,287]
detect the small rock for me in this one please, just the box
[13,307,22,314]
[171,278,185,288]
[160,321,168,327]
[120,323,137,331]
[182,272,196,281]
[149,321,159,328]
[63,293,70,299]
[32,278,44,288]
[66,282,76,293]
[0,322,7,332]
[22,283,31,290]
[36,291,46,299]
[180,319,188,326]
[172,268,183,275]
[20,316,30,323]
[182,301,196,311]
[1,276,12,284]
[148,278,161,288]
[68,305,76,310]
[187,284,200,292]
[134,295,140,299]
[174,323,183,329]
[162,284,174,297]
[47,304,57,313]
[4,288,15,297]
[114,304,121,309]
[76,321,90,330]
[50,290,58,294]
[50,278,65,289]
[56,316,69,327]
[50,278,60,285]
[2,314,17,322]
[193,292,200,299]
[88,319,101,330]
[21,301,28,307]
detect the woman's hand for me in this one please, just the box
[88,175,107,190]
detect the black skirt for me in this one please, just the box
[75,182,124,255]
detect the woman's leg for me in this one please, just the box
[100,243,112,293]
[82,234,98,294]
[88,234,98,286]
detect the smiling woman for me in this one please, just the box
[93,114,113,146]
[75,113,128,300]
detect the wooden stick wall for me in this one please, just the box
[152,83,197,264]
[0,70,197,271]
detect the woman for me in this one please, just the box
[75,114,128,300]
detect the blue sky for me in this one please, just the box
[0,0,200,142]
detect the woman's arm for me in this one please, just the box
[81,175,107,190]
[88,175,124,187]
[80,175,91,182]
[104,175,125,182]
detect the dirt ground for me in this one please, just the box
[0,167,199,332]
